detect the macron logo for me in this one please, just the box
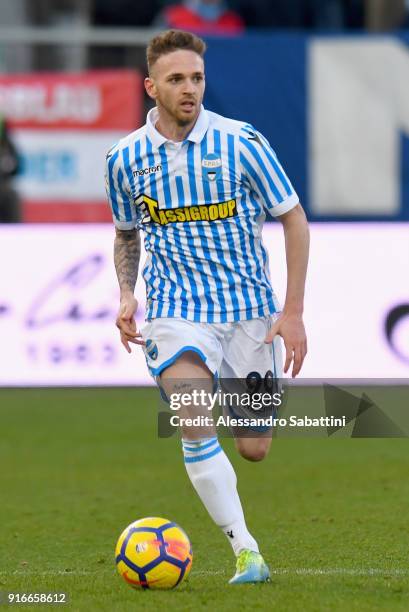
[133,164,162,177]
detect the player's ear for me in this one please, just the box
[145,77,157,101]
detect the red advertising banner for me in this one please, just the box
[0,69,143,130]
[0,70,143,222]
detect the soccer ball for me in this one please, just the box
[115,517,193,590]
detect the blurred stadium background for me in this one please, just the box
[0,0,408,384]
[1,3,409,609]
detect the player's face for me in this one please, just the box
[146,50,205,126]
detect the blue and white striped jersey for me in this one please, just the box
[105,106,299,323]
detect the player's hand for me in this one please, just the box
[264,312,307,378]
[116,294,145,353]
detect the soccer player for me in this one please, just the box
[105,29,309,584]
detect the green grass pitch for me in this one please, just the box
[0,388,408,611]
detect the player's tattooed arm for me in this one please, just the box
[113,228,144,352]
[114,228,141,297]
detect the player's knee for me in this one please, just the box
[237,439,271,462]
[240,448,267,462]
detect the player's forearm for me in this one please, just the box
[114,228,141,298]
[280,205,310,315]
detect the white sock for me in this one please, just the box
[182,437,259,556]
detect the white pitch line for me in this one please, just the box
[0,568,407,577]
[271,568,409,577]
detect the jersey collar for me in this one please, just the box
[146,105,209,149]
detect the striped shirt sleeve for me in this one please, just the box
[239,125,299,217]
[105,145,137,230]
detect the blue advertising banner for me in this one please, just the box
[204,33,409,221]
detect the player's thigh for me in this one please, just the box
[220,317,282,458]
[220,317,283,380]
[160,348,213,381]
[160,351,216,440]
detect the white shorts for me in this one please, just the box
[140,316,283,380]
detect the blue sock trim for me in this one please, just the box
[184,445,222,463]
[182,438,218,453]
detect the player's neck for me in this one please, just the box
[155,108,199,143]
